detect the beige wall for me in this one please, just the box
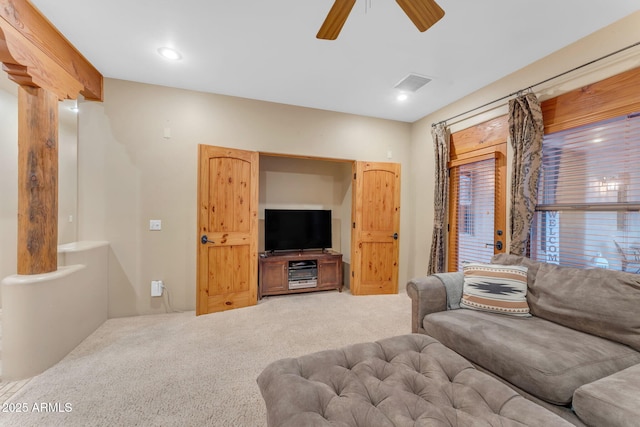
[408,11,640,278]
[77,79,412,317]
[0,77,18,301]
[58,100,79,246]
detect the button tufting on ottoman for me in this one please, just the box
[257,334,573,426]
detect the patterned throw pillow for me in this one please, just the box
[461,262,530,317]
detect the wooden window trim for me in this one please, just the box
[450,115,508,158]
[450,152,497,168]
[541,66,640,134]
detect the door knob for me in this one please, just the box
[391,233,398,240]
[201,235,215,245]
[485,241,503,251]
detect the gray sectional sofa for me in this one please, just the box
[407,253,640,426]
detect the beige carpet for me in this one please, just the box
[2,290,412,426]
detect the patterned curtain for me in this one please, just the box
[428,123,450,274]
[508,93,544,255]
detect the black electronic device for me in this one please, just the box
[288,260,318,289]
[264,209,332,252]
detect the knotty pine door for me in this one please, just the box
[196,145,258,315]
[350,161,401,295]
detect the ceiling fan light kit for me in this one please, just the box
[317,0,445,40]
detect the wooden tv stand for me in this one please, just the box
[258,250,343,299]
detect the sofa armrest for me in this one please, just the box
[406,275,448,334]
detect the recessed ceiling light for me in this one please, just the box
[157,47,182,61]
[396,93,409,102]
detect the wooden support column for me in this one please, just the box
[17,86,59,274]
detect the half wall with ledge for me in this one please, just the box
[1,241,109,380]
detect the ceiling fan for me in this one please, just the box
[317,0,445,40]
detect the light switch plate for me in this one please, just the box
[149,219,162,231]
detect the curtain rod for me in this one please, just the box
[432,40,640,128]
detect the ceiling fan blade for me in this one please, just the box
[396,0,445,32]
[316,0,357,40]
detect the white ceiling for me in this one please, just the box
[30,0,639,123]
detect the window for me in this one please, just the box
[459,172,474,235]
[447,115,507,272]
[451,159,496,270]
[531,113,640,272]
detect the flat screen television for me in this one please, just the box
[264,209,332,252]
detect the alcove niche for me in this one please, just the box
[258,154,353,287]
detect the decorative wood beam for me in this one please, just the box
[0,33,83,100]
[0,0,103,101]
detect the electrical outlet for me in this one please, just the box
[149,220,162,231]
[151,280,163,297]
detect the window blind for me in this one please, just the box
[451,158,496,271]
[531,113,640,271]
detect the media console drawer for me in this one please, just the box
[258,251,343,299]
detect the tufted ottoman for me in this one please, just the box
[257,334,573,426]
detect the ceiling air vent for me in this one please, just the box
[394,73,432,92]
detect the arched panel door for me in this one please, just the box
[351,161,401,295]
[197,145,258,315]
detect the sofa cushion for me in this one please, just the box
[528,262,640,352]
[423,309,640,405]
[573,363,640,427]
[461,262,530,316]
